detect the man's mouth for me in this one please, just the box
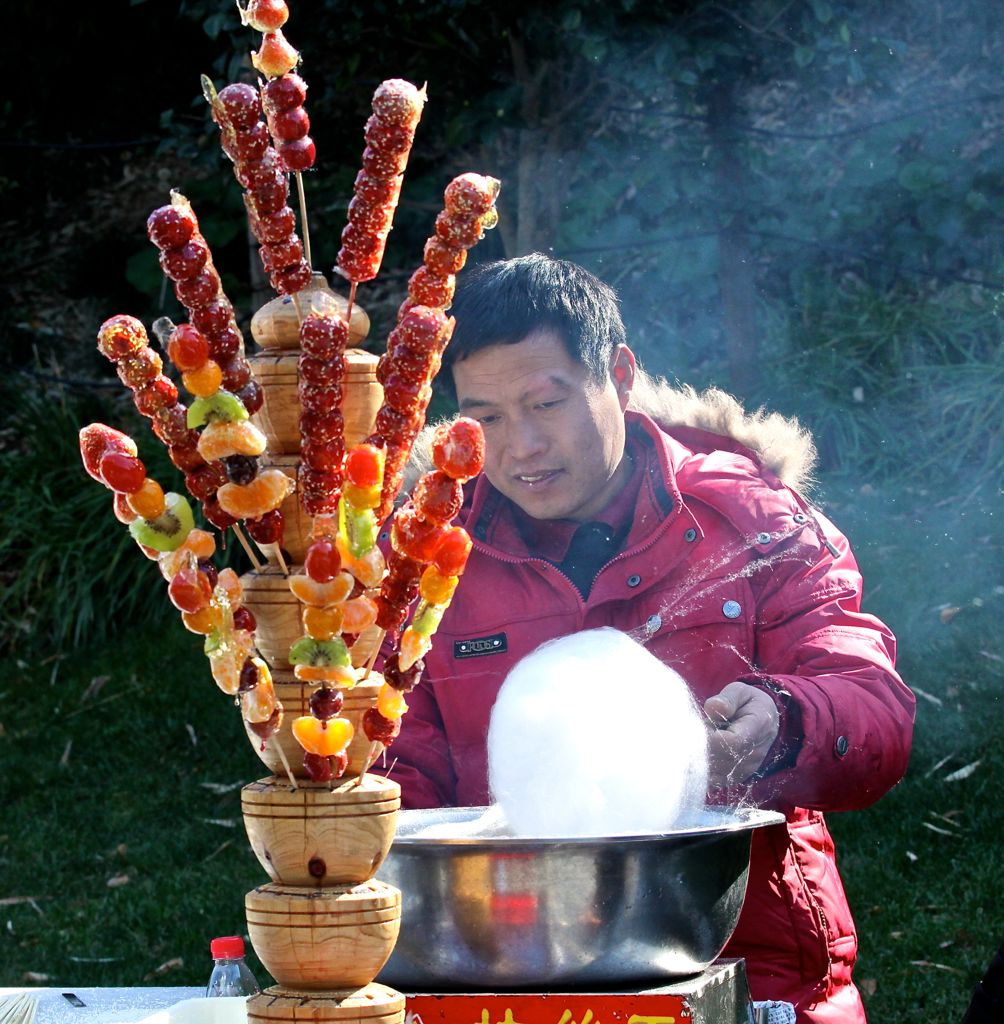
[514,470,561,486]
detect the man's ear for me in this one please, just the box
[610,345,636,411]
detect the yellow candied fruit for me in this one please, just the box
[293,663,356,687]
[182,359,223,397]
[341,595,377,633]
[288,570,353,607]
[377,682,409,720]
[398,626,432,671]
[419,566,458,605]
[241,668,278,724]
[182,603,223,635]
[291,715,353,757]
[303,604,344,640]
[343,482,382,510]
[216,567,243,605]
[127,478,166,519]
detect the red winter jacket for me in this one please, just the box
[387,411,915,1022]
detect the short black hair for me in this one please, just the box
[443,253,626,382]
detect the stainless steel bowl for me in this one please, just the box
[376,805,785,990]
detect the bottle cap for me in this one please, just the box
[210,935,246,959]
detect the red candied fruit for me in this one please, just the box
[408,266,455,308]
[391,505,447,562]
[236,148,283,189]
[246,508,283,545]
[238,658,260,692]
[300,408,345,444]
[336,249,383,285]
[386,343,435,385]
[444,173,500,217]
[217,83,262,130]
[371,79,426,130]
[271,261,313,295]
[147,203,197,249]
[308,685,344,721]
[381,371,426,414]
[433,526,472,576]
[236,379,264,415]
[352,170,400,206]
[220,356,252,391]
[97,314,148,362]
[117,348,163,389]
[191,297,233,336]
[301,438,345,473]
[202,496,237,530]
[159,236,210,281]
[423,237,467,277]
[99,451,147,494]
[269,106,309,142]
[280,137,316,173]
[206,323,243,363]
[302,490,339,516]
[393,305,450,351]
[299,383,343,413]
[304,537,341,582]
[168,566,213,614]
[254,205,297,244]
[300,313,348,357]
[186,462,228,500]
[228,122,271,164]
[176,268,221,309]
[169,441,205,473]
[361,145,408,180]
[362,707,401,745]
[151,404,192,446]
[249,179,290,217]
[233,606,257,632]
[363,115,414,153]
[134,376,179,416]
[167,324,210,372]
[263,73,306,114]
[413,470,463,525]
[302,752,333,782]
[434,210,484,250]
[375,405,421,443]
[260,237,304,273]
[300,467,342,496]
[383,652,424,692]
[346,196,394,235]
[344,444,383,488]
[299,355,344,388]
[245,0,289,32]
[432,417,485,480]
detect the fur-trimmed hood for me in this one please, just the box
[409,369,817,494]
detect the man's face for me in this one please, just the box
[452,331,633,522]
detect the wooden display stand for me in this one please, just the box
[240,279,405,1024]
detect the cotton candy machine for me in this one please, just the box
[376,804,784,991]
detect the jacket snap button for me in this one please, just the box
[627,574,642,588]
[834,736,849,757]
[793,513,807,524]
[645,613,662,634]
[756,532,772,545]
[684,528,697,542]
[722,599,742,619]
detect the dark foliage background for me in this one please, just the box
[1,2,1002,1019]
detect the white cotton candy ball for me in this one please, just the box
[487,627,709,838]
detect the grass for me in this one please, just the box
[1,471,1001,1021]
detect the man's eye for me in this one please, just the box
[478,414,500,426]
[536,399,563,411]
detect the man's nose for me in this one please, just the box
[504,417,547,461]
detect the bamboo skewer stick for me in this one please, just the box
[270,734,298,790]
[345,281,358,328]
[296,171,312,270]
[362,629,385,679]
[233,522,264,571]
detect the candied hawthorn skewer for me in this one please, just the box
[202,78,312,298]
[335,79,426,303]
[399,172,500,322]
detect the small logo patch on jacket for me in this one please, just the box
[454,632,508,659]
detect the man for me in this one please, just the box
[388,253,915,1022]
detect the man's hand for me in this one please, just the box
[703,682,780,788]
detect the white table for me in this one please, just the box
[0,989,203,1024]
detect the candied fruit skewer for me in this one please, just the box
[95,314,234,533]
[398,172,501,323]
[335,79,427,298]
[202,77,312,300]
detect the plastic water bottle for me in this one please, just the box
[206,936,261,997]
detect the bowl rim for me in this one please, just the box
[392,804,785,847]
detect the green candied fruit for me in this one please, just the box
[412,600,446,637]
[187,390,248,428]
[288,636,351,667]
[128,492,195,552]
